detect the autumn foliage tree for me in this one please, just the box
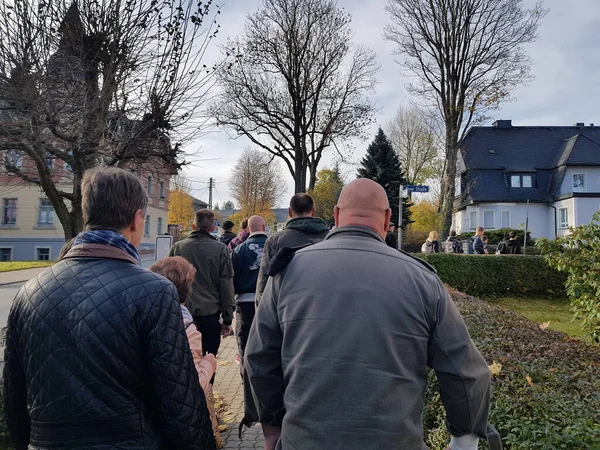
[168,176,194,233]
[308,167,344,223]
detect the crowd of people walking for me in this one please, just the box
[4,167,492,450]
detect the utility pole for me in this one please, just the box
[398,185,404,250]
[208,177,214,209]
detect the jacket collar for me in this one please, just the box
[188,230,217,240]
[63,243,140,265]
[325,225,385,243]
[248,232,268,238]
[285,216,329,234]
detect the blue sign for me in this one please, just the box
[404,185,429,193]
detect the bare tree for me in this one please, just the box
[229,148,287,215]
[212,0,379,193]
[385,0,546,236]
[0,0,225,238]
[385,104,441,187]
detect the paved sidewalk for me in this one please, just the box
[0,267,47,286]
[214,333,264,449]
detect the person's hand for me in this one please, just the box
[262,425,281,450]
[204,353,217,372]
[221,324,233,337]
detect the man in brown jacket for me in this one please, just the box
[169,209,235,358]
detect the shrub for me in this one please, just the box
[416,253,566,298]
[537,212,600,343]
[423,289,600,449]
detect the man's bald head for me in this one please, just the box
[248,215,266,234]
[334,179,392,238]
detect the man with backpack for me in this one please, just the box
[444,230,464,253]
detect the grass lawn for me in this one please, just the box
[0,261,54,273]
[486,296,589,341]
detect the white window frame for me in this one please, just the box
[159,181,165,199]
[522,175,533,188]
[147,176,153,196]
[38,198,54,226]
[572,173,586,192]
[2,198,17,226]
[34,246,51,261]
[0,247,13,261]
[157,217,163,235]
[4,149,22,169]
[501,210,511,229]
[145,215,151,236]
[511,175,521,188]
[469,211,477,230]
[559,207,569,229]
[483,210,495,229]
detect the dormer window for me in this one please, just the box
[511,174,533,188]
[573,174,586,192]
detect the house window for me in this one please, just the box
[145,215,151,235]
[469,211,477,230]
[46,156,53,169]
[483,211,495,229]
[159,182,165,199]
[511,174,533,188]
[157,217,163,235]
[36,247,51,261]
[501,210,510,228]
[573,174,586,191]
[4,149,22,169]
[0,248,12,261]
[559,208,569,229]
[147,176,152,196]
[38,199,54,226]
[2,198,17,225]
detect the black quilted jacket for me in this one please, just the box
[3,244,216,450]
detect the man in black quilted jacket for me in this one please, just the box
[3,167,216,450]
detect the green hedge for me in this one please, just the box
[424,289,600,449]
[416,253,566,298]
[456,228,533,245]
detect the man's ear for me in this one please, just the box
[310,208,315,218]
[192,223,198,231]
[384,209,393,233]
[333,205,340,227]
[288,207,293,219]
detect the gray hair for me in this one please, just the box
[82,167,148,231]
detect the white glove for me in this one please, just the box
[448,434,479,450]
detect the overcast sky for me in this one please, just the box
[182,0,600,207]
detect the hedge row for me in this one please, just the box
[424,289,600,449]
[416,253,566,298]
[456,228,533,245]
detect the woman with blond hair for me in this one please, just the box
[421,230,440,253]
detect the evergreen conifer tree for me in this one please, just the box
[357,128,412,228]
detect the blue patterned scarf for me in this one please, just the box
[72,229,141,264]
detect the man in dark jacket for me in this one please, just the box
[255,193,329,305]
[4,167,216,450]
[472,226,486,254]
[219,220,236,246]
[169,209,235,358]
[231,215,268,376]
[385,222,398,249]
[245,179,490,450]
[506,231,522,254]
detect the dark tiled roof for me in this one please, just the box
[459,125,600,205]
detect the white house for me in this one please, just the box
[454,120,600,238]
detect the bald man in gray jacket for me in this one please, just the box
[245,179,490,450]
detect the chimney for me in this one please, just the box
[492,120,512,128]
[574,122,585,127]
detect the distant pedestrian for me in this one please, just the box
[219,220,236,247]
[255,193,329,305]
[4,167,216,449]
[506,231,522,254]
[443,230,464,253]
[471,226,485,254]
[245,179,490,449]
[385,222,398,249]
[169,209,235,363]
[496,234,510,254]
[228,218,250,251]
[231,215,268,376]
[421,230,440,253]
[483,236,490,254]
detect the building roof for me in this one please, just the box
[458,122,600,206]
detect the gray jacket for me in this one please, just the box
[168,230,235,324]
[255,217,329,304]
[245,226,490,449]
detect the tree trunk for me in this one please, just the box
[440,122,459,239]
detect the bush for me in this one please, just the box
[416,253,566,298]
[423,289,600,449]
[537,212,600,343]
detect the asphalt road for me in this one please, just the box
[0,257,155,328]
